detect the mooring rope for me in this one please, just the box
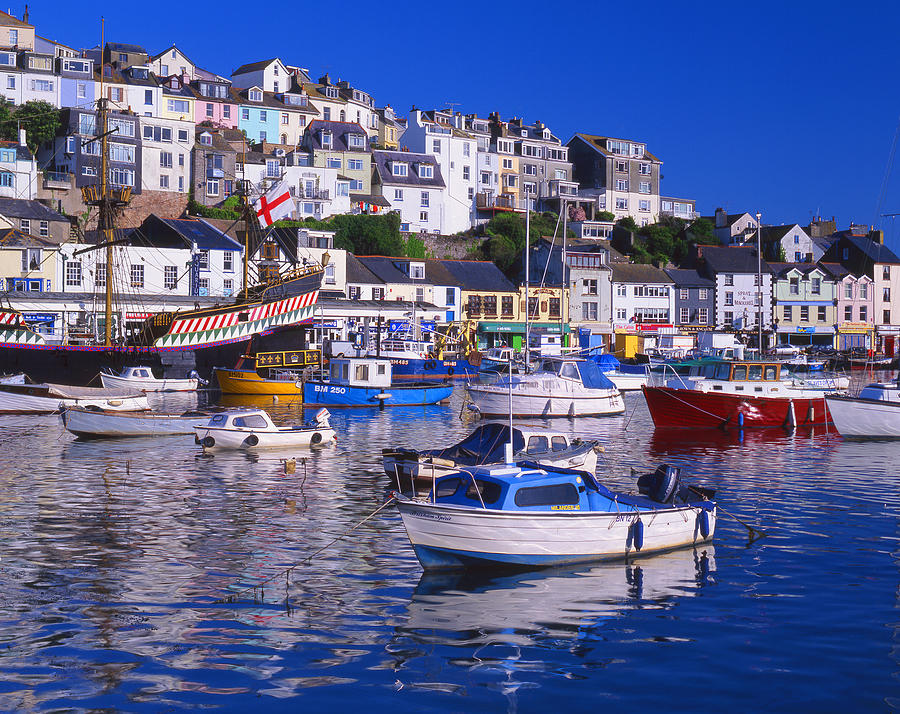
[215,495,397,604]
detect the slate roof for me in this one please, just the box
[665,268,714,288]
[0,227,54,248]
[372,150,445,189]
[0,10,32,27]
[194,130,236,154]
[231,87,317,114]
[132,214,241,251]
[698,245,772,274]
[0,198,66,222]
[356,256,417,284]
[841,235,900,264]
[766,262,824,278]
[345,253,380,284]
[0,140,32,161]
[569,133,662,163]
[423,259,459,286]
[349,193,390,207]
[610,263,673,284]
[107,42,147,54]
[232,58,280,75]
[818,262,851,280]
[438,260,516,292]
[760,224,805,244]
[304,120,369,152]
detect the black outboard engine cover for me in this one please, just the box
[638,464,681,504]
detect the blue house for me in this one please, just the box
[235,87,281,144]
[56,56,95,109]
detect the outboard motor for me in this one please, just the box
[313,408,331,428]
[637,463,681,504]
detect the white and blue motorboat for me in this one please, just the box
[378,337,479,380]
[303,356,453,407]
[478,346,522,373]
[590,353,648,391]
[395,461,716,570]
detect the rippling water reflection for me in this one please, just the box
[1,381,899,710]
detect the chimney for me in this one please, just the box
[714,207,727,228]
[871,229,885,245]
[18,127,26,146]
[22,3,28,23]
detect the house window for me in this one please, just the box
[394,189,403,201]
[21,247,40,270]
[548,298,561,318]
[725,291,733,306]
[582,302,598,321]
[206,179,219,196]
[724,274,734,286]
[167,99,189,114]
[639,200,650,212]
[249,89,262,102]
[432,139,440,153]
[615,179,628,191]
[860,283,868,299]
[698,308,708,323]
[845,283,853,299]
[419,164,433,179]
[844,305,852,321]
[164,265,178,289]
[8,29,16,45]
[197,250,210,270]
[463,165,470,180]
[349,286,361,299]
[392,162,407,177]
[639,163,651,175]
[160,151,173,168]
[419,211,428,222]
[811,277,821,294]
[19,219,30,233]
[790,277,799,294]
[785,305,794,321]
[421,191,429,208]
[724,311,733,325]
[639,182,651,194]
[198,278,209,296]
[615,198,628,210]
[680,307,689,323]
[467,295,482,316]
[0,171,13,187]
[327,157,341,168]
[481,171,491,185]
[501,295,513,316]
[323,107,330,120]
[616,308,627,320]
[241,108,249,120]
[583,279,597,295]
[616,284,627,297]
[6,76,13,90]
[266,159,279,177]
[885,310,892,324]
[615,160,627,173]
[794,251,802,262]
[130,263,145,288]
[860,305,867,321]
[800,306,809,322]
[483,295,497,315]
[884,266,891,280]
[817,306,826,322]
[223,105,231,119]
[410,263,425,279]
[373,287,384,300]
[347,159,363,171]
[259,110,267,122]
[65,260,82,287]
[680,289,689,300]
[885,287,891,302]
[159,174,169,188]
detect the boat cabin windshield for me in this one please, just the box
[232,414,269,428]
[704,362,781,381]
[525,434,569,453]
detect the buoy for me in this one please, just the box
[698,509,710,538]
[738,412,744,428]
[785,399,796,430]
[631,519,644,551]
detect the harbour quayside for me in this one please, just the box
[0,94,323,385]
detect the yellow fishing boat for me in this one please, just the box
[214,349,321,396]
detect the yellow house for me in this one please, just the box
[0,10,34,51]
[0,229,57,291]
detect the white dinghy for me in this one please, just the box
[194,408,336,451]
[826,379,900,438]
[100,366,203,392]
[61,407,209,439]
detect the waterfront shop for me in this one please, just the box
[837,321,873,350]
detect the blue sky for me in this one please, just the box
[27,0,900,247]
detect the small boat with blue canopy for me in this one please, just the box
[395,460,716,570]
[589,352,648,391]
[303,356,452,407]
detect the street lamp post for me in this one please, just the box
[756,211,763,353]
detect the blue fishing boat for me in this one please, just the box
[395,461,716,570]
[304,356,453,407]
[378,337,479,380]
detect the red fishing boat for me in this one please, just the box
[642,361,834,429]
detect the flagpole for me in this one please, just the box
[242,181,250,300]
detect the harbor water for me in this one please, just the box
[1,383,899,711]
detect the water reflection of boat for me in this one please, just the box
[647,424,831,458]
[398,546,716,645]
[216,393,305,410]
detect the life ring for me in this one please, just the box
[447,366,455,376]
[244,433,259,447]
[310,431,323,445]
[201,435,216,448]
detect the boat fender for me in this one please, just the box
[631,519,644,551]
[447,366,454,376]
[201,436,216,448]
[698,509,710,539]
[311,431,323,445]
[244,433,259,447]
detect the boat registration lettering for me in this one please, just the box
[391,359,409,365]
[614,513,639,523]
[551,505,579,510]
[313,385,346,394]
[408,508,451,522]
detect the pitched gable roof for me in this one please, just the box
[232,58,281,75]
[699,245,772,274]
[569,133,662,163]
[438,260,516,291]
[610,263,673,284]
[0,198,66,221]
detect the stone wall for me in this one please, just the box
[422,233,481,260]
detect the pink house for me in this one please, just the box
[831,264,874,350]
[189,78,238,129]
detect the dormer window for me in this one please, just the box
[103,65,112,77]
[249,88,262,102]
[392,161,408,177]
[170,77,180,89]
[325,86,339,99]
[543,129,551,139]
[347,133,365,150]
[418,163,433,179]
[131,67,148,80]
[520,129,527,137]
[321,131,332,149]
[409,262,425,280]
[200,133,212,146]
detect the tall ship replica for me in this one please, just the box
[0,94,322,385]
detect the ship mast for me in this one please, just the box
[81,18,131,346]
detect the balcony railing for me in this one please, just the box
[42,170,71,189]
[476,192,522,211]
[301,188,330,200]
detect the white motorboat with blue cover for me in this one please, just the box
[382,422,602,489]
[395,462,716,569]
[826,379,900,438]
[195,408,336,450]
[465,357,624,417]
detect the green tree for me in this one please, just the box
[596,210,616,222]
[617,216,637,232]
[13,100,60,153]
